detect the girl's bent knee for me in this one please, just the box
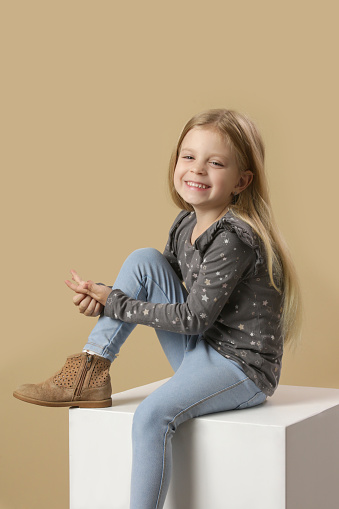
[132,403,151,441]
[132,399,155,429]
[132,397,168,439]
[125,248,163,266]
[122,248,168,277]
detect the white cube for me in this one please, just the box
[69,382,339,509]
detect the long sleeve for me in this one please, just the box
[104,230,256,335]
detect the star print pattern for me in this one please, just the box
[104,210,284,397]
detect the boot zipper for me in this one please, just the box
[74,355,93,398]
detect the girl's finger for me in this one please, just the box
[79,295,92,313]
[73,293,87,305]
[65,280,77,291]
[83,298,96,316]
[65,280,89,295]
[65,280,79,292]
[71,270,83,284]
[93,301,102,316]
[83,281,100,295]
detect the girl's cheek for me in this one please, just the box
[173,177,180,194]
[173,173,185,198]
[173,167,181,188]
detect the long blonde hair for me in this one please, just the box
[168,109,302,346]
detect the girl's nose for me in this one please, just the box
[191,162,207,175]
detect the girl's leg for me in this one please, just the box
[13,249,192,408]
[130,337,267,509]
[84,248,192,371]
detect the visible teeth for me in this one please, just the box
[187,182,209,189]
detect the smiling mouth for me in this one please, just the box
[185,181,211,190]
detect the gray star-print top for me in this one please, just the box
[104,210,284,396]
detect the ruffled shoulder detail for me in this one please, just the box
[167,209,265,274]
[221,212,260,249]
[195,210,264,274]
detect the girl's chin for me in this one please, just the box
[180,195,230,213]
[181,197,207,208]
[176,189,214,209]
[179,189,212,203]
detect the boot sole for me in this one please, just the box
[13,391,112,408]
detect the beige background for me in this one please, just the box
[1,1,338,508]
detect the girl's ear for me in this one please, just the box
[234,170,253,194]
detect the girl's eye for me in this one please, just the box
[183,156,194,160]
[211,161,223,167]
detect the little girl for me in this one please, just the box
[14,108,301,509]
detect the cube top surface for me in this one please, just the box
[71,380,339,429]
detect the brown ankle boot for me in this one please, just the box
[13,352,112,408]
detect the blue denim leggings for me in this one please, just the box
[84,248,267,509]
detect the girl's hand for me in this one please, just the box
[65,270,112,307]
[73,293,103,317]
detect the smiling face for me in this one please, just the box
[174,126,249,217]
